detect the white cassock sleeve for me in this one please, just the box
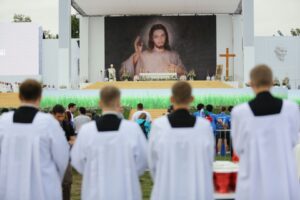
[49,119,70,181]
[291,105,300,147]
[231,107,245,156]
[148,121,161,180]
[71,127,87,174]
[0,116,4,166]
[134,124,148,176]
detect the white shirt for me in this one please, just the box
[71,119,148,200]
[131,110,152,122]
[0,111,69,200]
[231,100,300,200]
[148,116,215,200]
[74,114,91,133]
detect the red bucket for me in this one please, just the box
[214,172,231,193]
[213,161,239,193]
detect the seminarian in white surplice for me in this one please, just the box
[232,65,300,200]
[149,81,215,200]
[0,80,69,200]
[71,86,148,200]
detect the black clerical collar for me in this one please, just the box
[96,114,122,132]
[256,91,272,99]
[249,91,283,116]
[168,108,196,128]
[13,106,39,124]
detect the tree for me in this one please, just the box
[291,28,300,36]
[71,15,79,38]
[13,14,32,22]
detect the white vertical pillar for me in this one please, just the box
[58,0,71,88]
[79,16,90,82]
[242,0,255,83]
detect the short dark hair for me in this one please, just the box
[52,104,65,114]
[206,104,213,112]
[19,79,42,101]
[250,64,273,87]
[68,103,76,109]
[221,106,226,112]
[137,103,144,110]
[148,24,171,50]
[172,81,192,104]
[100,86,121,107]
[79,107,86,115]
[228,106,233,113]
[197,103,204,111]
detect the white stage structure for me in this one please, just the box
[65,0,254,86]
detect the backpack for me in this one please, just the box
[139,120,148,139]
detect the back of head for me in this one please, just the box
[100,86,121,108]
[79,107,87,115]
[197,103,204,111]
[19,79,42,102]
[206,104,213,112]
[228,106,233,113]
[68,103,76,110]
[221,106,226,112]
[250,64,273,88]
[52,104,65,114]
[137,103,144,110]
[171,81,193,105]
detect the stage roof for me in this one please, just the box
[72,0,242,16]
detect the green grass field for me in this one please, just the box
[71,156,231,199]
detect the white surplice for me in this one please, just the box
[148,116,215,200]
[0,111,69,200]
[231,100,300,200]
[71,120,148,200]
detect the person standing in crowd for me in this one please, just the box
[232,65,300,200]
[149,82,215,200]
[136,112,151,139]
[204,104,217,134]
[74,107,91,134]
[193,103,205,118]
[0,79,69,200]
[131,103,152,122]
[215,106,230,155]
[66,103,76,127]
[52,105,76,200]
[71,86,148,200]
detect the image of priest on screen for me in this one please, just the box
[120,24,186,79]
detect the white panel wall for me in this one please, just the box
[232,15,244,84]
[42,39,80,88]
[216,15,234,80]
[42,40,59,86]
[88,17,105,82]
[255,37,300,89]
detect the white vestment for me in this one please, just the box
[71,120,148,200]
[0,111,69,200]
[231,100,300,200]
[148,116,215,200]
[131,110,152,122]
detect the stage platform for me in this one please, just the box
[0,93,20,108]
[84,81,233,89]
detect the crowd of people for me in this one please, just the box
[0,64,299,200]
